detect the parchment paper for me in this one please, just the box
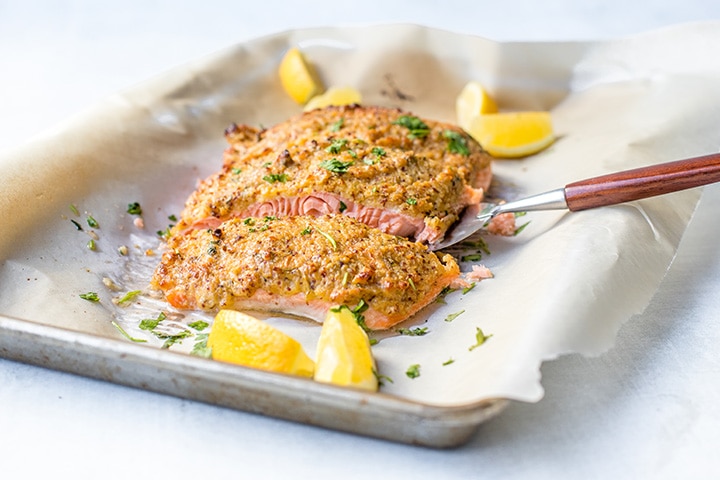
[2,22,719,406]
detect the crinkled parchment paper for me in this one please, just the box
[2,22,720,407]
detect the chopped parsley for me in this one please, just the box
[69,204,80,216]
[444,310,465,323]
[371,146,386,157]
[168,214,178,222]
[405,364,421,379]
[397,326,429,336]
[71,219,83,231]
[157,227,172,239]
[300,227,312,235]
[139,312,167,331]
[319,158,353,174]
[188,320,209,331]
[86,239,96,251]
[514,221,530,236]
[115,290,141,306]
[443,129,470,156]
[330,118,344,132]
[461,253,484,262]
[191,333,212,357]
[373,369,393,386]
[469,327,492,351]
[316,229,337,250]
[127,202,142,215]
[436,286,457,304]
[111,321,147,343]
[326,138,348,154]
[79,292,99,302]
[231,167,242,175]
[157,330,192,349]
[338,201,347,213]
[405,197,417,206]
[86,215,99,228]
[462,283,476,294]
[442,358,455,366]
[262,173,289,183]
[392,115,430,139]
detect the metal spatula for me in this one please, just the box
[430,152,720,251]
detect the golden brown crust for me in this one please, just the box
[175,105,492,242]
[151,214,460,330]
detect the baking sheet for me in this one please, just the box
[2,22,720,446]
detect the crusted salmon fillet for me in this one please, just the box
[176,105,492,245]
[151,215,460,330]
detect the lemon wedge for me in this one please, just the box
[304,86,362,111]
[208,309,315,377]
[455,81,498,131]
[314,306,378,391]
[468,111,555,158]
[278,47,324,105]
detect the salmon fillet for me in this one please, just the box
[151,215,460,330]
[176,105,492,245]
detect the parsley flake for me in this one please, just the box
[316,229,337,250]
[406,197,417,206]
[442,358,455,366]
[79,292,99,302]
[406,364,421,379]
[115,290,141,306]
[326,139,348,154]
[469,327,493,351]
[263,173,289,183]
[300,227,312,235]
[397,326,429,336]
[127,202,142,215]
[444,310,465,323]
[69,204,80,216]
[319,158,353,174]
[86,215,99,228]
[462,283,476,294]
[330,118,344,132]
[443,129,470,156]
[111,321,147,343]
[188,320,209,331]
[338,201,347,213]
[191,333,212,357]
[393,115,430,139]
[371,146,386,157]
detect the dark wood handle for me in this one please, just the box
[564,152,720,211]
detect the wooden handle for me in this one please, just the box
[564,152,720,211]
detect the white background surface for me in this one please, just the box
[2,1,720,478]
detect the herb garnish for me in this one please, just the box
[139,312,167,331]
[157,227,171,239]
[442,358,455,366]
[231,167,242,175]
[115,290,141,306]
[263,173,289,183]
[69,204,80,216]
[326,138,348,154]
[338,201,347,213]
[405,197,417,206]
[330,118,344,132]
[393,115,430,139]
[443,129,470,156]
[405,364,421,379]
[444,310,465,322]
[71,219,83,231]
[87,239,96,251]
[86,215,99,228]
[436,286,457,304]
[316,229,337,250]
[463,283,476,294]
[469,327,492,351]
[373,368,393,386]
[111,321,147,343]
[168,214,178,222]
[127,202,142,215]
[300,227,312,235]
[461,253,483,262]
[397,326,429,336]
[79,292,99,302]
[371,146,386,157]
[188,320,209,331]
[191,333,212,357]
[320,158,353,174]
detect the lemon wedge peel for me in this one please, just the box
[314,306,378,392]
[455,81,498,131]
[278,47,324,105]
[208,309,315,378]
[468,111,555,159]
[304,86,362,111]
